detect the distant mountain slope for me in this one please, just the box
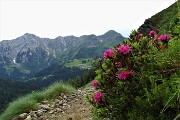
[138,1,179,35]
[26,63,87,88]
[0,30,124,80]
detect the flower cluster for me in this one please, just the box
[94,91,102,103]
[118,71,133,80]
[104,49,115,60]
[157,34,171,42]
[117,45,131,54]
[149,30,157,37]
[92,80,98,87]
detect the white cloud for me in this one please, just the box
[0,0,176,40]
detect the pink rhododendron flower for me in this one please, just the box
[154,37,158,41]
[118,71,133,80]
[92,80,98,87]
[158,35,163,41]
[158,34,171,42]
[117,62,122,68]
[117,45,131,54]
[94,91,102,103]
[149,30,157,37]
[104,49,115,60]
[165,34,171,40]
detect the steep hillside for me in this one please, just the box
[0,78,37,113]
[138,1,179,35]
[26,63,88,88]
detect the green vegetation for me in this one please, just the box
[166,36,180,61]
[66,31,124,60]
[84,81,93,89]
[88,1,180,117]
[27,64,87,88]
[0,78,37,113]
[64,58,93,69]
[89,30,179,119]
[0,1,179,120]
[0,62,87,114]
[138,0,179,35]
[68,69,96,88]
[0,60,90,115]
[0,82,76,120]
[88,1,180,119]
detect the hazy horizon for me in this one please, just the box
[0,0,176,40]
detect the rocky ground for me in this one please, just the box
[13,87,96,120]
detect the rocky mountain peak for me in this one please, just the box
[17,33,39,41]
[104,30,120,36]
[23,33,37,37]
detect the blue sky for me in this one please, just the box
[0,0,176,40]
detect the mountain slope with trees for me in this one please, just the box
[0,30,124,80]
[0,78,37,114]
[138,1,179,35]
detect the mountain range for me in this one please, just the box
[0,30,124,80]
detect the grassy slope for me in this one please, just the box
[64,58,93,68]
[138,0,179,35]
[0,82,76,120]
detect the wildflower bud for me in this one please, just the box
[92,80,98,87]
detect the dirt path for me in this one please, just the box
[13,87,95,120]
[41,87,95,120]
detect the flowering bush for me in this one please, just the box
[88,30,179,119]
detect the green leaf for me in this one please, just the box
[95,74,102,81]
[106,69,111,74]
[95,69,102,74]
[132,42,140,50]
[105,58,111,64]
[142,36,147,42]
[102,63,107,70]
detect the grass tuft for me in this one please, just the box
[84,81,93,89]
[0,82,76,120]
